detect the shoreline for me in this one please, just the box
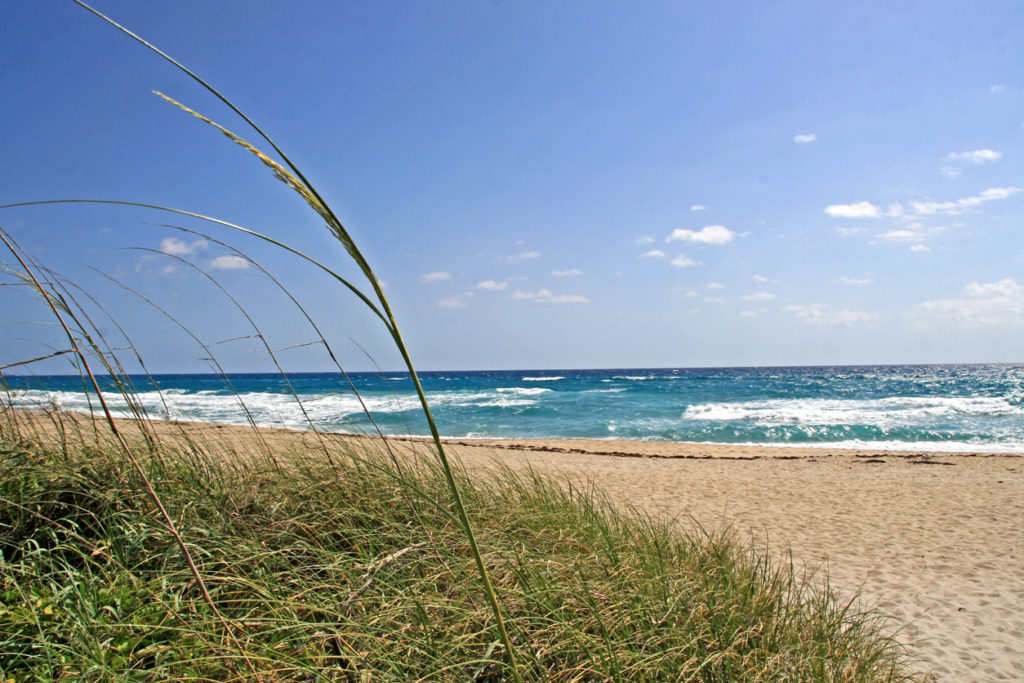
[7,411,1024,681]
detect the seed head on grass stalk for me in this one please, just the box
[45,1,524,677]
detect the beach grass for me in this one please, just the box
[0,2,925,679]
[0,411,920,681]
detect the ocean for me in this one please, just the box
[5,364,1024,452]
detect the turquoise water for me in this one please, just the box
[6,364,1024,452]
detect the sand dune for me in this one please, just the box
[13,413,1023,680]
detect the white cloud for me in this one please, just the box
[684,289,700,298]
[641,249,667,259]
[635,236,655,244]
[742,292,776,301]
[793,133,817,144]
[965,279,1020,298]
[544,293,590,304]
[506,251,540,262]
[990,84,1007,94]
[160,237,207,256]
[825,201,880,219]
[703,296,729,304]
[209,255,250,270]
[706,282,724,290]
[667,225,735,245]
[875,224,945,243]
[512,289,589,304]
[670,254,697,268]
[690,205,706,212]
[420,271,452,283]
[438,293,472,308]
[910,244,930,252]
[784,303,877,326]
[739,310,759,318]
[839,276,873,285]
[552,269,582,277]
[753,274,768,283]
[947,149,1001,164]
[836,227,866,237]
[912,186,1021,216]
[876,229,920,242]
[918,278,1024,325]
[941,166,962,178]
[476,280,508,291]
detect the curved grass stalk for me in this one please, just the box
[15,2,525,675]
[0,228,258,677]
[88,267,279,465]
[132,246,336,461]
[139,226,424,520]
[41,268,163,454]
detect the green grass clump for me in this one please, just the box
[0,422,920,682]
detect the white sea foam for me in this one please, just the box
[681,396,1022,425]
[613,375,650,381]
[14,388,420,431]
[582,388,627,393]
[495,387,552,396]
[521,376,565,381]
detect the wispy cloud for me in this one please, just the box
[990,84,1007,94]
[670,254,697,268]
[476,280,508,291]
[910,244,930,252]
[918,278,1023,325]
[506,251,540,262]
[752,274,768,283]
[666,225,735,245]
[825,201,880,218]
[209,255,250,270]
[911,186,1021,216]
[690,205,706,212]
[641,249,667,259]
[947,149,1001,164]
[875,224,945,243]
[839,276,873,285]
[420,271,452,283]
[438,293,472,308]
[705,282,724,290]
[784,303,877,326]
[552,268,582,277]
[160,237,207,256]
[512,288,590,304]
[635,236,655,244]
[941,166,962,178]
[793,133,817,144]
[742,292,775,301]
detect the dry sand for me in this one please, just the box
[438,437,1024,683]
[11,414,1024,681]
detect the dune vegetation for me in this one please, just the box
[1,3,922,680]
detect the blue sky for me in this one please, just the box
[1,1,1022,372]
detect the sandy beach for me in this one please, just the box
[435,438,1023,682]
[13,414,1024,681]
